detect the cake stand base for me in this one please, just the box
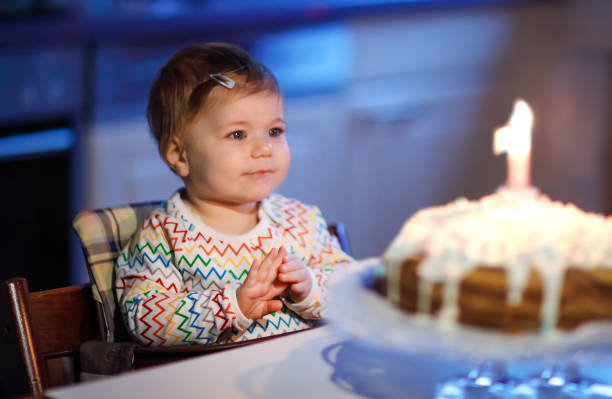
[435,361,612,399]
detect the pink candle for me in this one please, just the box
[507,150,531,189]
[493,100,534,190]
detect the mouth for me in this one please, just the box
[244,169,276,177]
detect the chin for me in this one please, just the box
[248,188,276,202]
[253,193,274,202]
[235,180,281,203]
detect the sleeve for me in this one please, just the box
[283,206,353,319]
[115,212,251,346]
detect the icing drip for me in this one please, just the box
[438,280,460,330]
[535,253,565,334]
[505,259,531,305]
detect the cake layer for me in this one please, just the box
[374,256,612,333]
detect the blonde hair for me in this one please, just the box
[146,42,280,167]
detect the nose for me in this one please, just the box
[252,136,273,158]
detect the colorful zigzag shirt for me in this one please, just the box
[115,191,351,345]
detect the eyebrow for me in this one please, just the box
[222,118,286,129]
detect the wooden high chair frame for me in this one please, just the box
[0,278,100,397]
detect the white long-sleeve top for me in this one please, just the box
[115,191,351,345]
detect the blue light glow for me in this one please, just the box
[474,376,492,386]
[587,383,612,397]
[0,128,75,158]
[548,376,565,386]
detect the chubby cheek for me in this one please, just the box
[213,157,245,184]
[276,144,291,182]
[189,151,234,185]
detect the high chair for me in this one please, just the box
[1,277,101,397]
[1,200,352,396]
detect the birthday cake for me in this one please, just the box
[374,187,612,334]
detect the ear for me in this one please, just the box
[165,135,190,177]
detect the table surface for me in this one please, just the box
[46,325,612,399]
[46,324,471,399]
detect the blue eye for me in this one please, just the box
[230,131,245,140]
[268,128,283,137]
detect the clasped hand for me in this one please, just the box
[236,247,313,320]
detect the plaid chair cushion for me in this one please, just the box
[73,202,161,342]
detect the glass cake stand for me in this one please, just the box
[328,259,612,399]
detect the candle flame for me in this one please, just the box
[493,99,533,157]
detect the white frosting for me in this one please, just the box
[383,186,612,332]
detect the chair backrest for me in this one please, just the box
[0,277,100,397]
[73,201,352,344]
[72,201,161,343]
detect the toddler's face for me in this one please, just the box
[180,90,290,206]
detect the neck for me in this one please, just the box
[182,190,259,235]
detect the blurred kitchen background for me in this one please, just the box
[1,0,611,291]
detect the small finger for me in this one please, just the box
[275,248,287,270]
[266,247,278,259]
[268,247,280,263]
[267,257,283,283]
[266,299,283,314]
[279,269,308,283]
[267,248,282,267]
[279,260,301,273]
[246,259,260,284]
[250,258,261,272]
[259,248,277,271]
[267,247,284,271]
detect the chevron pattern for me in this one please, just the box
[116,193,351,346]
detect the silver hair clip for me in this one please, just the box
[209,73,236,89]
[208,66,245,89]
